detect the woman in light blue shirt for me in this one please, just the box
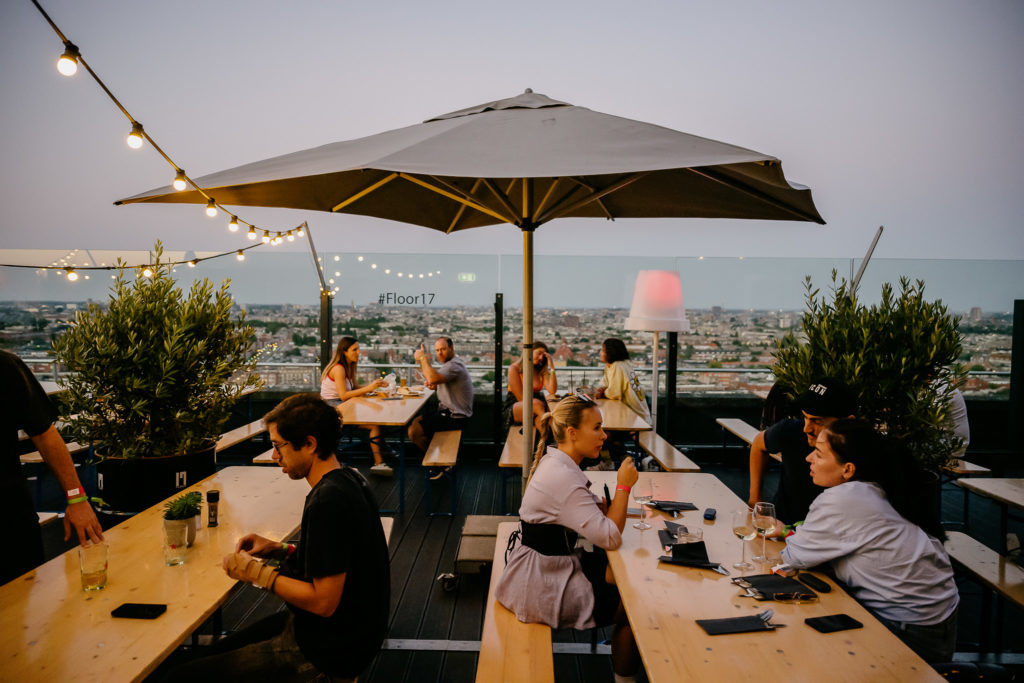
[781,418,958,663]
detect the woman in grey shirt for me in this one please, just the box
[781,418,958,663]
[495,394,641,683]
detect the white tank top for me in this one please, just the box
[320,369,353,401]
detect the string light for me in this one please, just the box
[142,267,153,278]
[56,41,79,76]
[236,250,245,261]
[286,231,295,241]
[247,227,257,240]
[357,256,364,262]
[187,260,197,268]
[66,269,78,281]
[205,199,218,217]
[126,122,144,149]
[296,226,305,237]
[172,169,187,191]
[371,263,377,269]
[228,216,239,232]
[261,231,270,244]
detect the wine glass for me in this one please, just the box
[632,478,653,530]
[752,502,777,563]
[731,508,756,570]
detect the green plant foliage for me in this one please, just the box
[53,242,263,459]
[771,272,965,472]
[163,491,202,520]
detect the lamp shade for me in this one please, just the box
[624,270,691,332]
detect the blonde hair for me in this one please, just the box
[528,394,598,482]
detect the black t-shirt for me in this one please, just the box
[763,418,824,525]
[1,350,57,521]
[284,466,390,677]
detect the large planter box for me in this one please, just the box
[96,445,216,513]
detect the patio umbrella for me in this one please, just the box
[117,89,825,488]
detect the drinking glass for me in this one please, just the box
[731,508,755,570]
[632,478,653,530]
[163,520,188,566]
[752,502,777,563]
[79,541,108,591]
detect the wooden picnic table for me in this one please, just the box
[954,478,1024,552]
[585,471,940,682]
[0,466,307,683]
[338,389,434,513]
[594,398,652,432]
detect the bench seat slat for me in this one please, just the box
[636,431,700,472]
[422,430,461,468]
[945,531,1024,610]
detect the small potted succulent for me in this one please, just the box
[163,491,203,547]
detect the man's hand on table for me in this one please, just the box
[64,500,104,545]
[236,533,282,558]
[223,550,279,591]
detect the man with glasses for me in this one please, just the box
[168,393,389,681]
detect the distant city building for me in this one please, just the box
[969,307,983,322]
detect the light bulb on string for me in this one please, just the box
[126,123,144,149]
[296,226,305,237]
[236,250,245,261]
[142,267,153,278]
[66,269,78,282]
[57,42,80,76]
[357,256,364,262]
[205,199,218,217]
[228,216,239,232]
[262,231,270,244]
[188,260,197,268]
[173,170,187,191]
[286,232,295,241]
[247,227,256,240]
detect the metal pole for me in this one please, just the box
[300,222,332,373]
[852,225,884,292]
[1010,299,1023,454]
[665,331,678,439]
[494,292,504,448]
[650,331,659,433]
[522,229,535,492]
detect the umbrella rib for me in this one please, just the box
[444,178,484,233]
[481,179,521,225]
[400,173,515,224]
[536,172,650,225]
[567,177,614,220]
[331,172,398,212]
[685,167,825,224]
[532,178,563,221]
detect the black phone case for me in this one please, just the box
[111,602,167,619]
[798,573,832,593]
[805,614,863,633]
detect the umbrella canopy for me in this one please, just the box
[118,90,823,229]
[118,89,825,486]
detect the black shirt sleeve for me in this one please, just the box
[2,351,56,438]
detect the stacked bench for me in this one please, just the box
[944,531,1024,651]
[476,521,554,683]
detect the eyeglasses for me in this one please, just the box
[569,393,594,404]
[271,440,290,452]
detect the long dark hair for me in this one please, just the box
[602,338,629,363]
[321,336,358,383]
[824,418,945,541]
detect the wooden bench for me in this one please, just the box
[422,430,461,516]
[944,531,1024,650]
[476,521,554,683]
[498,427,527,514]
[215,419,268,455]
[20,441,89,465]
[252,448,276,465]
[636,431,700,472]
[715,418,781,462]
[457,515,519,575]
[37,511,59,526]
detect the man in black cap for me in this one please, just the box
[748,378,857,525]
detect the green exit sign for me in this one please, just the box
[457,272,476,282]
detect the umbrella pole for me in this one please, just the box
[522,228,535,494]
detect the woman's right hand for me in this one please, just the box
[372,378,386,389]
[594,387,606,399]
[616,456,639,488]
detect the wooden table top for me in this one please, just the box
[39,380,63,396]
[585,472,939,682]
[339,389,434,427]
[595,398,652,432]
[954,478,1024,510]
[0,466,308,683]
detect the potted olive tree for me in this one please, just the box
[53,242,262,512]
[771,273,965,472]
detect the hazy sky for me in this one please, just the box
[1,1,1022,267]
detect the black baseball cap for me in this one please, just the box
[794,378,856,418]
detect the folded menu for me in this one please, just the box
[658,540,721,571]
[648,500,697,512]
[696,615,776,635]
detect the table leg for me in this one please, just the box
[398,436,406,515]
